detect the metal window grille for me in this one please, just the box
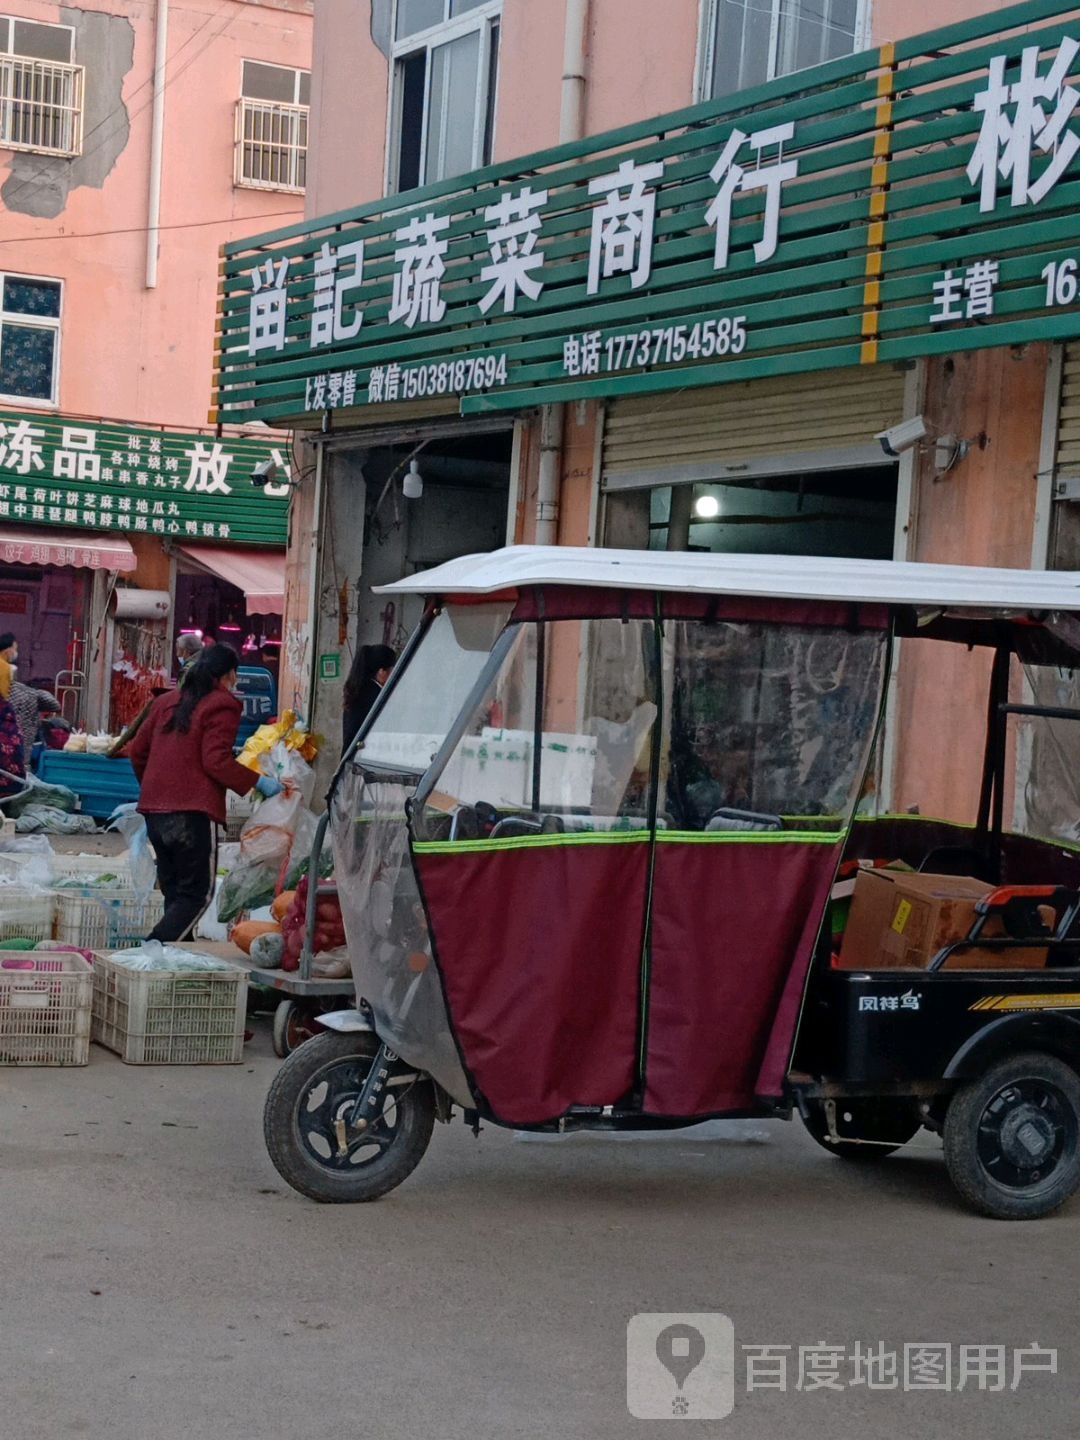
[235,98,307,193]
[0,56,83,156]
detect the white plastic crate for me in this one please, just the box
[51,853,133,889]
[0,952,93,1066]
[54,889,163,950]
[0,885,56,942]
[92,953,247,1064]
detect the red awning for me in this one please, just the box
[0,528,137,571]
[177,545,285,614]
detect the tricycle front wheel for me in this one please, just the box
[944,1052,1080,1220]
[801,1097,921,1161]
[263,1031,435,1203]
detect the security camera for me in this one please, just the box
[875,416,929,458]
[250,459,279,488]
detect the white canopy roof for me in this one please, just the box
[375,546,1080,613]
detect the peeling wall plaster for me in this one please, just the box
[2,7,134,219]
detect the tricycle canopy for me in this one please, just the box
[328,547,1080,1128]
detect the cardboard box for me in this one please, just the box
[836,869,1048,971]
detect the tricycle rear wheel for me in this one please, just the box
[801,1097,921,1160]
[264,1031,435,1203]
[943,1052,1080,1220]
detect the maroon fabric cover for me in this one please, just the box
[130,688,257,825]
[644,839,840,1115]
[414,841,647,1124]
[510,587,888,629]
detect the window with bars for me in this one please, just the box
[235,60,310,193]
[0,273,62,404]
[390,0,501,194]
[0,15,83,156]
[699,0,866,100]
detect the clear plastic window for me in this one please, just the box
[416,618,659,840]
[356,603,510,775]
[662,621,886,831]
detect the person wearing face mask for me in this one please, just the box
[341,643,397,753]
[0,632,19,701]
[129,643,283,942]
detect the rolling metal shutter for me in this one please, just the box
[602,365,909,491]
[1056,343,1080,478]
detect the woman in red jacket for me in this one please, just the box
[130,643,280,942]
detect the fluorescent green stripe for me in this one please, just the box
[413,827,845,855]
[414,830,650,856]
[657,830,840,845]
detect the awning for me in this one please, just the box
[0,528,136,571]
[177,545,285,614]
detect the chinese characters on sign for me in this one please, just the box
[0,414,290,545]
[221,8,1080,423]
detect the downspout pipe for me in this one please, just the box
[145,0,168,288]
[535,0,589,545]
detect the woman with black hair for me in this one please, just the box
[129,644,281,942]
[341,643,397,752]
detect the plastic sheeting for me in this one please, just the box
[331,764,473,1106]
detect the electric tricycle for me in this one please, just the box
[264,546,1080,1219]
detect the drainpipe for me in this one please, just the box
[535,0,589,545]
[145,0,169,288]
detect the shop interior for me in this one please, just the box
[607,465,900,560]
[0,564,89,701]
[173,568,282,685]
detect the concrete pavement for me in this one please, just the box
[1,1024,1076,1440]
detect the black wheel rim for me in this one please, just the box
[294,1054,412,1171]
[975,1079,1079,1192]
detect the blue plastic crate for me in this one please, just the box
[36,752,141,822]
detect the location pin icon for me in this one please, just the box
[656,1323,707,1392]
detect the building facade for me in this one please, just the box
[217,0,1080,827]
[1,0,312,728]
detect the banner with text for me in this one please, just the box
[214,0,1080,428]
[0,411,290,545]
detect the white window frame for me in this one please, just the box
[0,15,75,62]
[385,0,502,195]
[0,270,63,409]
[694,0,872,103]
[235,59,310,194]
[240,58,309,107]
[0,15,82,157]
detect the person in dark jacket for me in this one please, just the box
[130,643,281,942]
[341,643,396,752]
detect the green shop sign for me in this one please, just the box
[0,410,289,544]
[215,0,1080,427]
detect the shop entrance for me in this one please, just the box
[600,367,908,562]
[314,424,513,766]
[610,466,898,560]
[0,565,86,692]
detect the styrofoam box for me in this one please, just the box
[92,952,248,1064]
[0,952,93,1066]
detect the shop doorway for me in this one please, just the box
[173,567,283,681]
[314,425,512,771]
[0,565,88,695]
[607,466,899,560]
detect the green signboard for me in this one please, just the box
[0,409,290,545]
[216,0,1080,428]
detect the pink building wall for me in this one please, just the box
[2,0,313,432]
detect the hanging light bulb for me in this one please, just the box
[403,458,424,499]
[694,493,721,520]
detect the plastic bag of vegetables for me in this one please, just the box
[216,856,279,925]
